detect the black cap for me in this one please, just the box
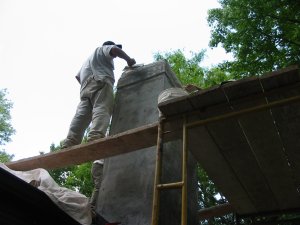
[102,41,122,49]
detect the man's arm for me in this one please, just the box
[110,46,136,66]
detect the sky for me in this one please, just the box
[0,0,231,160]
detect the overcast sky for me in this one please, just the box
[0,0,231,160]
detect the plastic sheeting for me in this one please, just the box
[0,163,92,225]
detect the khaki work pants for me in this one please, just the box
[90,162,104,210]
[63,77,114,147]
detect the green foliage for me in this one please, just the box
[208,0,300,77]
[154,49,233,89]
[64,162,94,197]
[47,142,93,197]
[198,165,234,225]
[47,143,75,186]
[0,89,15,146]
[154,50,206,87]
[197,166,220,209]
[0,150,14,163]
[203,67,234,88]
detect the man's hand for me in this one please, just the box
[127,58,136,67]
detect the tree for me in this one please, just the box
[154,50,206,87]
[0,89,15,163]
[204,67,233,88]
[63,162,94,197]
[154,50,234,225]
[197,166,234,225]
[47,143,75,186]
[47,142,94,197]
[208,0,300,77]
[154,49,233,88]
[0,89,15,146]
[0,150,14,163]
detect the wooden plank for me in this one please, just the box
[6,123,160,171]
[222,76,300,210]
[159,66,300,215]
[159,66,299,122]
[198,203,234,220]
[185,87,257,214]
[200,85,279,214]
[260,65,300,91]
[181,85,235,127]
[268,102,300,187]
[221,76,260,101]
[188,126,256,215]
[260,66,300,198]
[206,118,279,213]
[159,83,256,214]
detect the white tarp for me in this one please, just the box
[0,163,92,225]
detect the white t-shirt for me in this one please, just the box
[77,45,115,87]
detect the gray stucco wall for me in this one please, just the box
[97,60,198,225]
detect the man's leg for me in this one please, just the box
[88,82,114,142]
[90,162,104,210]
[62,98,92,148]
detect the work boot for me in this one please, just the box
[61,143,72,149]
[61,138,77,149]
[87,134,105,143]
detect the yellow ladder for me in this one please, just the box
[151,116,188,225]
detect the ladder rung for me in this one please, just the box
[156,181,183,190]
